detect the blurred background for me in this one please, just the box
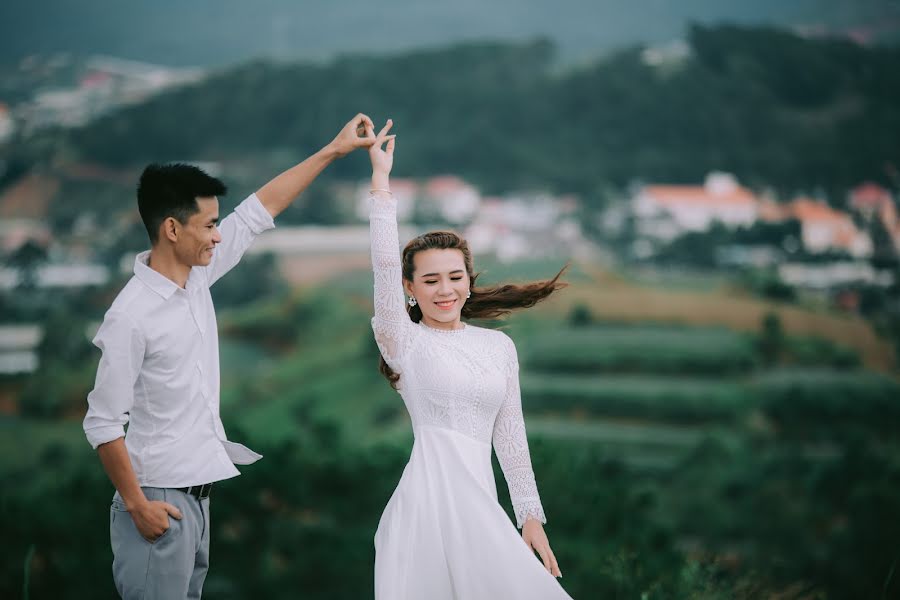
[2,1,900,598]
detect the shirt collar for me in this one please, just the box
[133,250,183,299]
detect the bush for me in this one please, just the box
[753,369,900,438]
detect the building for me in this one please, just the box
[778,261,893,289]
[789,197,872,258]
[16,55,204,135]
[849,182,900,252]
[355,175,482,226]
[0,324,42,376]
[355,178,418,222]
[422,175,481,224]
[632,172,760,242]
[0,263,110,291]
[465,192,581,262]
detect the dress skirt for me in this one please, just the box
[375,425,572,599]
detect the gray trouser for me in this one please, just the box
[110,487,211,599]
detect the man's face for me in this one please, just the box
[174,197,221,267]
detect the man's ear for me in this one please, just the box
[162,217,179,243]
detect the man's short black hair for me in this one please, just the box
[137,163,227,244]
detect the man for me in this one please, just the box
[83,114,382,599]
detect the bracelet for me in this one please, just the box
[370,188,393,195]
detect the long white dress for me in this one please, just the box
[369,193,573,599]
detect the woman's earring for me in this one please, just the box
[466,291,471,298]
[408,296,418,307]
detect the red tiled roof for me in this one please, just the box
[758,199,789,222]
[644,185,758,206]
[790,197,850,224]
[389,178,419,194]
[850,181,892,208]
[81,72,112,88]
[425,175,471,195]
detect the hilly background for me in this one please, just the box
[3,8,900,599]
[2,0,899,66]
[10,26,900,208]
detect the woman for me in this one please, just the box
[366,119,573,599]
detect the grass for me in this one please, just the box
[521,325,758,375]
[223,329,403,446]
[538,262,896,372]
[521,373,752,423]
[528,416,710,446]
[305,259,895,372]
[750,368,900,434]
[527,416,738,472]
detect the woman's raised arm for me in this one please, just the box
[367,121,410,369]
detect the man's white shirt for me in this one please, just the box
[83,193,275,488]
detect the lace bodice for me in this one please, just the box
[369,193,546,528]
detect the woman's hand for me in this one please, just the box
[368,119,396,186]
[522,518,562,578]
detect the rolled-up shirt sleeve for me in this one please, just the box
[83,310,146,449]
[204,193,276,286]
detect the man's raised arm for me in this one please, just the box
[256,113,376,218]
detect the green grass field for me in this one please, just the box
[522,325,758,375]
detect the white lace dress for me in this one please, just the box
[369,193,573,599]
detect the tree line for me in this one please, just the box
[5,25,898,206]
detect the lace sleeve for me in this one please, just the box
[492,335,547,528]
[369,192,414,371]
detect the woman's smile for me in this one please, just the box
[435,298,457,310]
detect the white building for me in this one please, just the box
[354,175,481,225]
[17,56,204,134]
[849,182,900,252]
[779,262,893,289]
[355,178,418,222]
[789,197,872,258]
[465,193,580,262]
[0,324,42,375]
[0,263,109,291]
[423,175,481,224]
[632,172,759,242]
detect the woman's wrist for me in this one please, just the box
[371,173,390,190]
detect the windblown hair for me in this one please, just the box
[379,230,567,388]
[137,163,227,244]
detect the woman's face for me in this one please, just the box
[404,248,470,330]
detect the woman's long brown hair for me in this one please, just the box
[379,230,567,388]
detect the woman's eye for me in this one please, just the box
[450,277,463,281]
[425,281,437,285]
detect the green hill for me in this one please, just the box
[9,25,899,203]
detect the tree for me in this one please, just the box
[758,311,784,366]
[8,239,47,291]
